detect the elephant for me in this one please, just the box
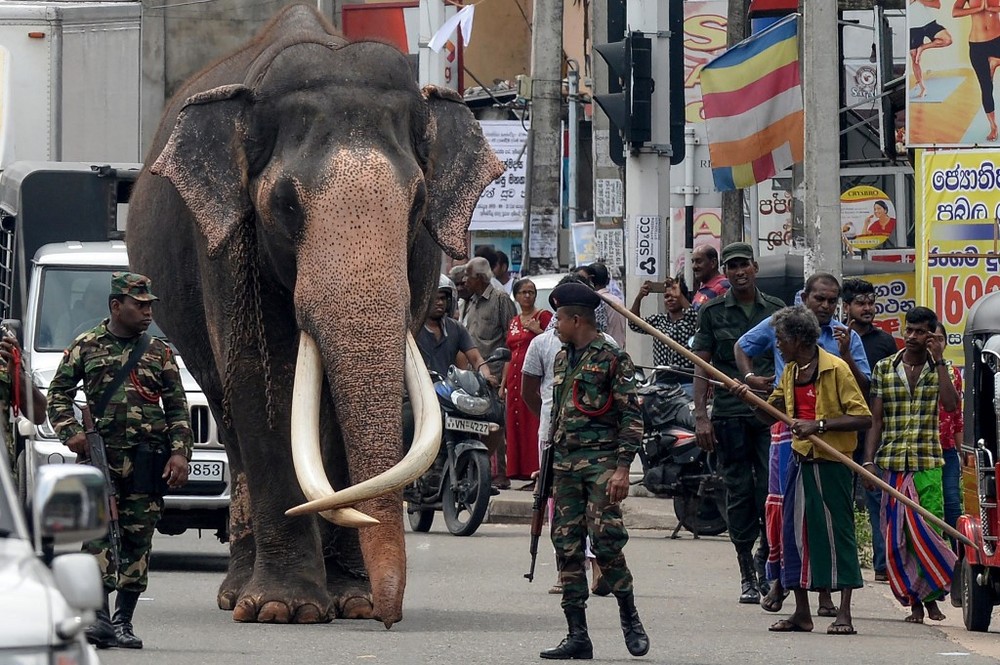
[125,3,504,627]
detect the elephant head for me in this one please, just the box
[150,35,504,623]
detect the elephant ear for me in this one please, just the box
[151,85,254,259]
[421,85,505,260]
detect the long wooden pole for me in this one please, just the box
[600,292,974,549]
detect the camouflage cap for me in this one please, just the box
[111,272,159,302]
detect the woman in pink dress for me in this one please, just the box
[501,278,552,480]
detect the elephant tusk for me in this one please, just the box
[285,331,442,518]
[288,331,380,528]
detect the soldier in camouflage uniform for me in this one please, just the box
[540,282,648,660]
[48,272,192,651]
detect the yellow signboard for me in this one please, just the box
[918,149,1000,366]
[865,272,914,352]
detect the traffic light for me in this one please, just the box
[667,0,685,165]
[594,32,654,152]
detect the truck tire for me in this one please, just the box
[962,558,994,632]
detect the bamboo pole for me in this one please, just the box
[601,292,975,549]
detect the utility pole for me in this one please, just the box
[721,0,748,247]
[522,0,564,275]
[418,0,446,87]
[802,2,842,279]
[622,1,671,366]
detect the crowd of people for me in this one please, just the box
[418,239,968,653]
[429,245,631,491]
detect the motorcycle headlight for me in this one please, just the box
[451,390,491,416]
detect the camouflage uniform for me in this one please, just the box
[548,336,643,610]
[47,273,192,593]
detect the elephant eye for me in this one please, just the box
[270,179,303,236]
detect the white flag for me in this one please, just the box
[429,4,475,52]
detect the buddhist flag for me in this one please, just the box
[700,14,804,191]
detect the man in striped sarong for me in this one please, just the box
[736,275,870,612]
[739,306,871,635]
[862,307,959,623]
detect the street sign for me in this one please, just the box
[632,215,661,279]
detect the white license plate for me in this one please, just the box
[444,415,492,435]
[188,460,224,482]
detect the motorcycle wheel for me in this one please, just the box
[442,450,491,536]
[672,492,728,537]
[407,504,435,532]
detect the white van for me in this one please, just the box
[17,241,230,542]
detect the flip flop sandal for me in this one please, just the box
[760,594,785,613]
[827,623,856,635]
[816,605,839,617]
[768,619,812,632]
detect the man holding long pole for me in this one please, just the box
[593,283,973,556]
[861,306,959,624]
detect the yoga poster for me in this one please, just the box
[907,0,1000,146]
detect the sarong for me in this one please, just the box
[881,468,957,605]
[781,458,863,591]
[764,421,793,581]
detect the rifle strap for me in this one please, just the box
[92,333,151,419]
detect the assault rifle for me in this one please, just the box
[78,404,122,573]
[524,442,555,582]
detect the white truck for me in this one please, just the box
[0,0,149,167]
[0,161,230,542]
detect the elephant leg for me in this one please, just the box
[321,523,374,619]
[218,470,255,610]
[227,384,333,624]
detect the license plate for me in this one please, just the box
[188,460,224,482]
[444,415,492,435]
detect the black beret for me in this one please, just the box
[549,282,601,311]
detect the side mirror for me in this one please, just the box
[52,553,104,616]
[32,465,107,554]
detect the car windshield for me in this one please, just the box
[35,267,167,352]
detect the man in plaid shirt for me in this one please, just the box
[861,307,959,624]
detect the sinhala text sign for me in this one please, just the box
[918,149,1000,366]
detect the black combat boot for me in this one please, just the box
[85,593,117,649]
[617,593,650,657]
[112,590,144,649]
[540,607,593,660]
[737,551,761,604]
[754,545,771,597]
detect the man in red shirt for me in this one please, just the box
[690,245,730,309]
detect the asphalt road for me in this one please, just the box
[98,523,1000,665]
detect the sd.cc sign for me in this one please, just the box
[633,215,661,279]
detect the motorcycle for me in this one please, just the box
[405,348,510,537]
[635,366,728,539]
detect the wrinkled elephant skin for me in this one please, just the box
[125,4,504,627]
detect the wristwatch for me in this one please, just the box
[818,419,826,434]
[935,358,949,367]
